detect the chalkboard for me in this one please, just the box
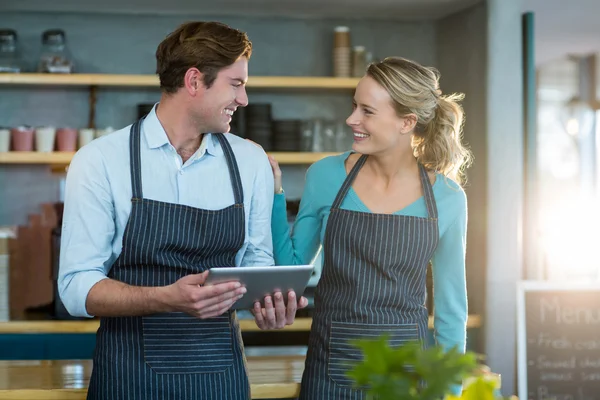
[518,282,600,400]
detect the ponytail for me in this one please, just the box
[413,93,472,186]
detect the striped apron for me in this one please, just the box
[299,154,439,399]
[87,120,250,400]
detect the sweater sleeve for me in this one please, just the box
[431,190,468,354]
[271,167,324,266]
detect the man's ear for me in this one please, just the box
[183,67,204,96]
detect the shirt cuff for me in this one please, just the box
[272,193,290,243]
[273,192,286,206]
[61,271,109,318]
[272,194,287,223]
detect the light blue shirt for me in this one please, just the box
[58,105,275,318]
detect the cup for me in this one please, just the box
[95,126,114,138]
[10,126,34,151]
[333,47,351,77]
[35,126,56,152]
[0,129,9,152]
[333,26,350,48]
[56,128,77,151]
[78,128,95,148]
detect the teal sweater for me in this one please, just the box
[272,152,468,354]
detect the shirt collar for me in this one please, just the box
[142,103,170,149]
[204,133,224,157]
[142,103,224,158]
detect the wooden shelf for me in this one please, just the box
[0,73,359,90]
[0,152,74,165]
[0,357,305,399]
[268,152,338,164]
[0,151,339,165]
[0,318,311,334]
[0,315,482,334]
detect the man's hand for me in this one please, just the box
[251,290,309,330]
[161,271,246,319]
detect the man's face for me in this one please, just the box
[193,57,249,134]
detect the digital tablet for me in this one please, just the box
[205,265,314,310]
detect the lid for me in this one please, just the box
[0,29,17,44]
[0,29,17,39]
[353,46,366,52]
[334,26,350,33]
[42,29,66,44]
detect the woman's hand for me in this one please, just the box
[267,155,283,194]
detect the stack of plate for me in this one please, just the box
[273,119,302,151]
[245,104,273,151]
[137,103,155,120]
[229,107,246,138]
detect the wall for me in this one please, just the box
[485,0,524,395]
[0,11,436,226]
[436,2,488,352]
[438,1,525,395]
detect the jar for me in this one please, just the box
[38,29,74,73]
[0,29,23,73]
[352,46,367,77]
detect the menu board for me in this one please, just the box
[518,282,600,400]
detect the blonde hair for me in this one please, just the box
[366,56,472,185]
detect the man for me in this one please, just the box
[58,21,306,400]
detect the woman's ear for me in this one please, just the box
[400,114,418,135]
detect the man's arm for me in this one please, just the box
[86,272,246,319]
[59,145,246,318]
[238,151,275,267]
[58,145,119,317]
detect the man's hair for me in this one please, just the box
[156,21,252,93]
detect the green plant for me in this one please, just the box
[448,376,498,400]
[346,335,479,400]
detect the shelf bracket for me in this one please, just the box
[88,85,97,129]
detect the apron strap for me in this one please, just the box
[331,153,438,220]
[418,163,438,220]
[129,119,144,200]
[214,133,244,205]
[331,153,368,209]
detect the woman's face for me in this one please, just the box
[346,75,416,155]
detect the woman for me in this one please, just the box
[263,57,471,399]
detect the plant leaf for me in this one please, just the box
[347,336,480,400]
